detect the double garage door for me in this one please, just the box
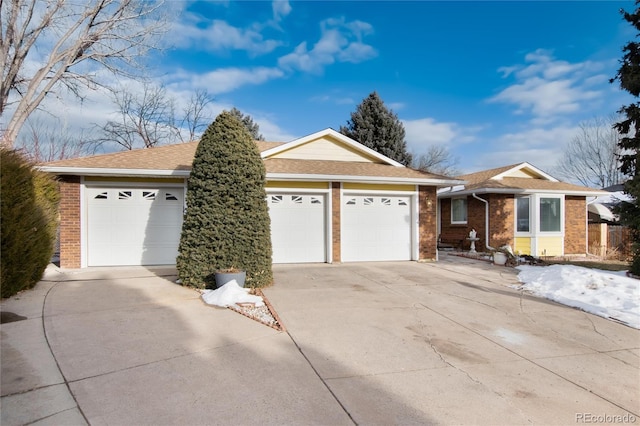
[268,193,412,263]
[86,187,413,266]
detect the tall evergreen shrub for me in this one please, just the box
[1,148,60,298]
[177,111,273,288]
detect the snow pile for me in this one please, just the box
[516,264,640,329]
[201,280,264,308]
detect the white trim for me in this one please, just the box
[413,185,419,261]
[80,177,87,268]
[514,195,532,236]
[537,194,565,234]
[437,187,606,197]
[265,187,329,194]
[266,189,330,264]
[267,172,462,186]
[492,162,559,182]
[450,196,468,225]
[342,189,416,196]
[261,128,407,167]
[340,189,418,261]
[83,181,185,188]
[39,166,190,177]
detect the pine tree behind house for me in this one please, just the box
[176,111,273,288]
[339,91,413,166]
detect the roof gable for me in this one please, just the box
[442,162,606,197]
[261,128,405,167]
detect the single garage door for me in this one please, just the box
[87,187,184,266]
[268,193,326,263]
[342,195,412,262]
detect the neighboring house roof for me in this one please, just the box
[40,128,462,186]
[438,162,607,197]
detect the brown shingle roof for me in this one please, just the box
[464,177,606,193]
[443,163,606,195]
[264,158,450,180]
[41,140,458,184]
[457,163,522,185]
[43,141,285,170]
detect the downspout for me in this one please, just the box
[472,193,495,251]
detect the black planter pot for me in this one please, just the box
[214,271,246,288]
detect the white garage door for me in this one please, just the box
[87,187,184,266]
[342,195,412,262]
[268,193,326,263]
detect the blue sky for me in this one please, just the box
[27,1,638,177]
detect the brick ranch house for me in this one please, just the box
[437,163,608,257]
[41,128,463,269]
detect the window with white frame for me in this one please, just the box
[539,197,562,232]
[516,196,530,233]
[451,197,467,224]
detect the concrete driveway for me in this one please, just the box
[1,256,638,425]
[264,256,640,425]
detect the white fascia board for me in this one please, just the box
[38,166,190,177]
[266,172,463,187]
[261,128,406,167]
[492,162,559,182]
[437,187,608,198]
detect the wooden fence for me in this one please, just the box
[588,223,633,260]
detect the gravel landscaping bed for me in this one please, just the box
[228,289,285,331]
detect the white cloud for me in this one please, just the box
[189,67,285,94]
[489,49,606,121]
[172,17,282,56]
[278,17,377,74]
[272,0,292,22]
[466,125,580,173]
[403,117,474,153]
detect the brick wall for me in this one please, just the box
[565,196,586,254]
[331,182,341,262]
[488,194,514,248]
[440,194,515,250]
[58,176,81,268]
[418,186,437,260]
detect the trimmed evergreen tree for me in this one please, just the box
[611,1,640,275]
[1,148,60,298]
[176,111,273,288]
[339,91,413,165]
[228,107,265,141]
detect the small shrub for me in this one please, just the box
[1,148,60,298]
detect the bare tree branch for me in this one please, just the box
[1,0,170,147]
[16,116,89,162]
[555,116,627,188]
[95,83,179,150]
[178,89,214,143]
[413,145,459,176]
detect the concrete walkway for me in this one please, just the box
[1,256,638,425]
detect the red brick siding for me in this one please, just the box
[565,196,586,254]
[488,194,514,248]
[331,182,341,262]
[418,186,437,260]
[440,194,514,250]
[58,176,81,268]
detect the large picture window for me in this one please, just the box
[540,197,561,232]
[516,197,530,232]
[451,197,467,224]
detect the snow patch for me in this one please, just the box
[515,265,639,329]
[201,280,265,308]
